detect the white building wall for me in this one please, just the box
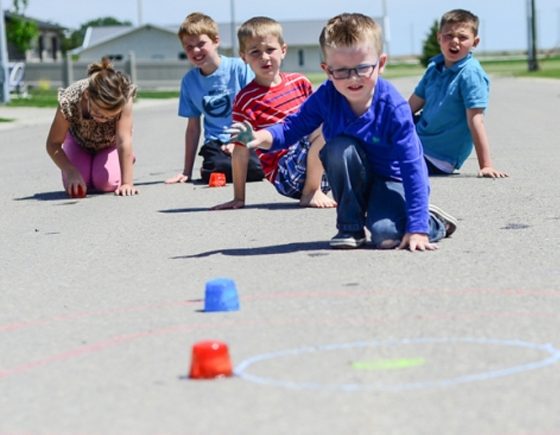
[78,28,182,61]
[282,46,323,73]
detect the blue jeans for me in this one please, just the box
[319,135,446,247]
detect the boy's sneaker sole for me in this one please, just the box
[429,204,458,237]
[329,232,367,249]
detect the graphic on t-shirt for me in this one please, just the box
[203,89,231,118]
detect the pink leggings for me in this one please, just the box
[62,133,121,192]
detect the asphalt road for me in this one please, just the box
[1,76,560,435]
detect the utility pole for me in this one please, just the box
[381,0,390,56]
[230,0,236,56]
[527,0,539,71]
[557,9,560,49]
[410,22,415,56]
[137,0,143,26]
[0,0,10,103]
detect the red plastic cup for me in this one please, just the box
[189,340,233,379]
[208,172,226,187]
[70,184,87,198]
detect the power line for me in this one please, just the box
[0,0,11,103]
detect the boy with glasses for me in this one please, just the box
[409,9,507,178]
[228,13,456,251]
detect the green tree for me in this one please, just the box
[62,17,132,52]
[6,0,38,53]
[419,19,440,67]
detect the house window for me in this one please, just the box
[38,35,44,61]
[51,36,58,60]
[298,49,304,67]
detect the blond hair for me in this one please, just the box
[237,16,285,54]
[440,9,479,36]
[86,57,136,111]
[319,13,383,59]
[178,12,219,42]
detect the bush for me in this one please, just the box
[420,20,440,67]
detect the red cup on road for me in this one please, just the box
[189,340,233,379]
[208,172,226,187]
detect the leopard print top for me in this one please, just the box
[58,79,120,153]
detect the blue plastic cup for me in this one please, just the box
[204,278,240,312]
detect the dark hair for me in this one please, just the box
[440,9,479,36]
[178,12,219,42]
[237,16,284,53]
[86,57,137,111]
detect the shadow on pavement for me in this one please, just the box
[171,241,330,258]
[14,191,73,201]
[159,202,299,213]
[15,184,161,201]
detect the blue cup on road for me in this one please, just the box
[204,278,240,312]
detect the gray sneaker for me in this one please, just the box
[329,230,367,249]
[429,204,458,237]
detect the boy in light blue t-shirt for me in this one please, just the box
[166,12,263,184]
[409,9,508,179]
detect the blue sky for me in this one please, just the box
[8,0,560,56]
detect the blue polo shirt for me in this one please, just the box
[267,78,430,234]
[414,53,489,169]
[178,55,254,143]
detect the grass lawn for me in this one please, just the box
[5,88,182,108]
[308,55,560,85]
[3,56,559,108]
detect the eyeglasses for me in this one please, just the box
[327,62,378,80]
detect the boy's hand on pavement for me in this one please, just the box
[165,173,190,184]
[478,167,509,179]
[397,232,438,252]
[210,199,246,210]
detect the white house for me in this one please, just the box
[73,24,181,62]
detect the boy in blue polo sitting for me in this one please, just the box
[408,9,507,178]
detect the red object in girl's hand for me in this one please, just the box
[70,184,86,198]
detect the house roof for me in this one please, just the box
[82,25,132,48]
[216,20,329,48]
[75,23,177,55]
[4,11,66,31]
[77,17,381,52]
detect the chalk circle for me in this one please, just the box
[234,337,560,392]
